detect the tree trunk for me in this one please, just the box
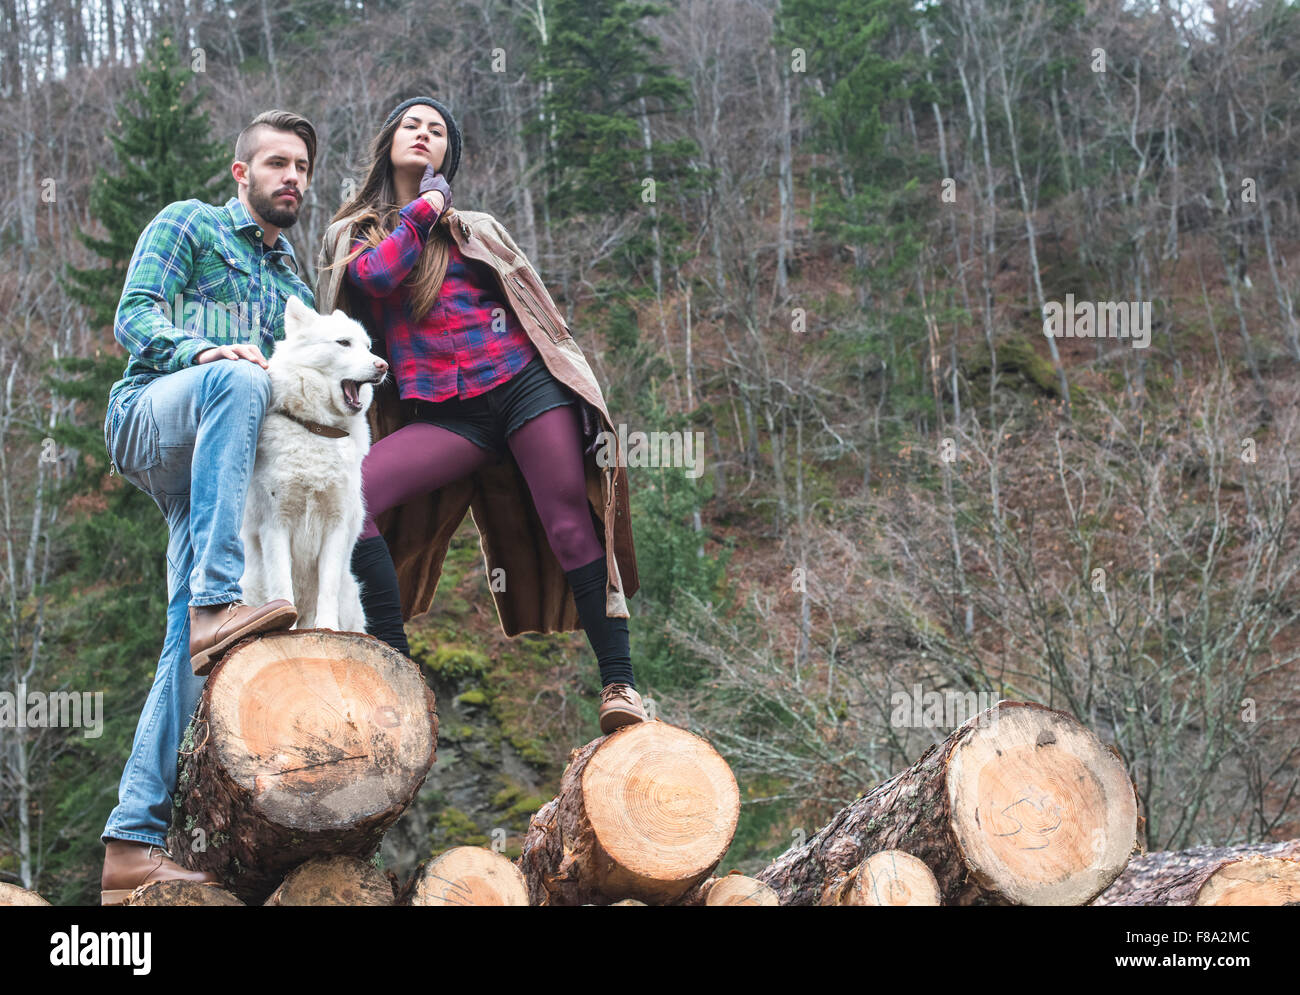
[755,701,1140,905]
[402,846,528,906]
[519,722,739,905]
[1092,840,1300,906]
[264,855,395,906]
[169,629,438,904]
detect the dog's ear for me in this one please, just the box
[283,295,313,337]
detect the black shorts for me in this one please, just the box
[399,354,578,461]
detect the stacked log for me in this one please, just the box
[264,855,395,906]
[1092,840,1300,906]
[820,850,942,906]
[401,847,528,906]
[168,629,438,904]
[755,700,1140,905]
[0,883,51,906]
[519,721,740,905]
[125,881,243,906]
[703,874,780,906]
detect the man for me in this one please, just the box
[99,110,318,905]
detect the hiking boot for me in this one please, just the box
[599,683,647,734]
[100,839,222,906]
[189,599,297,676]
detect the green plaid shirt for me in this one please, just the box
[108,196,315,410]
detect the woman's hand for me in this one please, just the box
[419,164,453,213]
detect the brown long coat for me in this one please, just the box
[315,207,638,634]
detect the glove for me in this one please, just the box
[418,164,453,213]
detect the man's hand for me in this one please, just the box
[195,343,269,368]
[419,164,453,213]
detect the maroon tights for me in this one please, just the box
[358,403,605,571]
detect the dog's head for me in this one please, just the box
[274,296,389,417]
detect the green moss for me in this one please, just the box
[964,336,1061,398]
[433,807,489,848]
[492,782,551,826]
[457,689,489,707]
[424,643,490,680]
[506,732,552,768]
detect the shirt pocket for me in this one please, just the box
[190,240,256,336]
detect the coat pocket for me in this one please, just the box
[509,270,572,344]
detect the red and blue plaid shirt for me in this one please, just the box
[345,195,537,402]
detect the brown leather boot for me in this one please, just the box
[101,839,222,905]
[189,599,298,676]
[599,683,648,734]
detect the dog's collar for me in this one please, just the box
[273,409,350,439]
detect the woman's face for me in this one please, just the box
[390,105,448,175]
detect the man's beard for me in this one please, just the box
[249,175,301,228]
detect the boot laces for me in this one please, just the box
[602,683,635,705]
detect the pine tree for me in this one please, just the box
[528,0,704,281]
[36,34,228,904]
[775,0,927,292]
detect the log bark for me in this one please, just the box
[0,882,50,905]
[264,855,395,906]
[820,850,942,906]
[402,846,529,906]
[169,629,437,904]
[519,721,739,905]
[756,700,1139,905]
[125,881,244,906]
[1092,840,1300,906]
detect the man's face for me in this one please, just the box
[241,129,310,228]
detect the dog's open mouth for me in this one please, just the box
[341,380,364,412]
[341,376,387,412]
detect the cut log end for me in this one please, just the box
[209,630,436,831]
[0,882,51,906]
[821,851,941,906]
[945,703,1137,905]
[125,881,244,906]
[404,847,529,906]
[264,855,394,906]
[706,875,780,906]
[584,722,738,891]
[520,721,740,905]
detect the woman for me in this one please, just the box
[315,96,645,734]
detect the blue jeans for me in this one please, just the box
[101,360,272,847]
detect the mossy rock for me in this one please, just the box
[424,644,490,679]
[456,689,489,707]
[963,336,1060,398]
[432,807,490,848]
[492,782,552,825]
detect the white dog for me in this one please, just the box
[239,296,388,632]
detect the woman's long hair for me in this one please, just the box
[325,112,455,320]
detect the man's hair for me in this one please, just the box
[234,110,317,182]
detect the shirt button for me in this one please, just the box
[255,229,263,238]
